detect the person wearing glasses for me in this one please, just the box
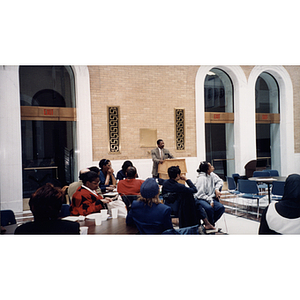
[98,159,117,193]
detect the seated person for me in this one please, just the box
[162,166,215,230]
[126,178,206,235]
[117,166,144,195]
[15,183,80,234]
[116,160,133,180]
[259,174,300,234]
[68,168,90,201]
[194,161,225,226]
[70,171,112,216]
[99,159,117,192]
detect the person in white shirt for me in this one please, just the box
[194,161,225,226]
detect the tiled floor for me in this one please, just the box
[216,213,260,234]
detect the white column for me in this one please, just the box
[0,66,23,212]
[73,66,93,171]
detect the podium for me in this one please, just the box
[158,158,187,184]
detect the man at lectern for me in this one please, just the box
[151,139,174,178]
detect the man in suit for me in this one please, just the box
[151,139,174,178]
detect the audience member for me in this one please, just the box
[194,161,225,226]
[116,160,133,180]
[162,166,215,229]
[70,171,112,216]
[15,183,80,234]
[99,159,117,192]
[126,178,205,234]
[151,139,174,178]
[259,174,300,234]
[117,166,144,195]
[68,168,90,201]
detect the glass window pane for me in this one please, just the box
[204,68,234,112]
[255,72,279,113]
[20,66,75,108]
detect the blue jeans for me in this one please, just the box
[162,225,200,235]
[195,199,225,226]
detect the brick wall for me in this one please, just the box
[88,65,199,162]
[88,65,300,163]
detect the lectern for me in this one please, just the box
[158,158,187,184]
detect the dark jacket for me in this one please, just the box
[162,179,200,228]
[126,200,173,234]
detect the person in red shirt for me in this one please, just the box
[70,171,112,216]
[117,166,144,196]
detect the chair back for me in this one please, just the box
[244,160,257,178]
[269,170,279,177]
[238,179,260,195]
[58,204,71,218]
[1,210,16,226]
[121,195,138,211]
[226,176,237,191]
[271,181,285,197]
[253,171,270,177]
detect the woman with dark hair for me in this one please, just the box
[259,174,300,234]
[98,159,117,192]
[15,183,80,234]
[194,161,225,226]
[70,171,112,216]
[116,160,133,181]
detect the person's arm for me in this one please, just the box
[180,175,197,193]
[194,176,211,203]
[162,206,173,231]
[106,167,116,186]
[126,208,135,226]
[212,172,223,199]
[167,150,174,159]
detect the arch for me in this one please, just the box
[248,66,294,176]
[196,65,252,174]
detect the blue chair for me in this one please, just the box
[253,171,270,190]
[1,210,17,226]
[237,179,265,218]
[271,181,285,201]
[253,171,270,177]
[269,170,279,177]
[232,173,240,186]
[58,204,71,218]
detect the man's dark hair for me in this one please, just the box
[82,171,99,185]
[126,166,137,179]
[89,166,100,174]
[197,161,210,174]
[157,139,163,145]
[99,159,110,169]
[29,183,64,222]
[168,166,181,179]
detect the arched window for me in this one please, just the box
[204,68,234,179]
[255,72,280,170]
